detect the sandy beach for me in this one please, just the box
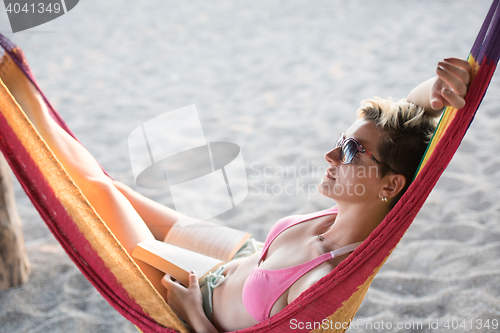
[1,0,499,332]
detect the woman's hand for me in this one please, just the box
[407,57,472,117]
[161,271,218,333]
[430,57,471,110]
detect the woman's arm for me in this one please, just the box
[407,57,472,117]
[162,272,219,333]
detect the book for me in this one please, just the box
[133,219,251,287]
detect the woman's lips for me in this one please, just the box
[325,170,335,179]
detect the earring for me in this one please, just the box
[382,197,388,203]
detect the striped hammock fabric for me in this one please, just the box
[0,1,499,332]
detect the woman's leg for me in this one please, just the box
[0,53,169,298]
[112,180,180,240]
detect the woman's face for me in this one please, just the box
[319,118,386,203]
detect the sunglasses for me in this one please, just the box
[335,133,398,173]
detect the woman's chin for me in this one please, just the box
[318,181,339,199]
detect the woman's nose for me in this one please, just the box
[324,147,341,165]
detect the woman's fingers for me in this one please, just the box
[161,274,176,289]
[443,57,472,78]
[161,275,170,288]
[441,60,470,88]
[433,57,471,109]
[161,271,204,322]
[188,270,200,290]
[429,83,445,110]
[442,87,466,109]
[162,272,199,292]
[436,62,468,97]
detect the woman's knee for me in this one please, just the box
[77,176,117,201]
[110,180,133,197]
[110,179,127,191]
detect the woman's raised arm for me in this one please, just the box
[407,57,472,117]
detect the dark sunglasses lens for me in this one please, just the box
[341,139,358,164]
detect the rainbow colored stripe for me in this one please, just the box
[416,1,500,178]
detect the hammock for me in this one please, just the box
[0,1,499,331]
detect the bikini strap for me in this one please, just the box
[329,241,363,258]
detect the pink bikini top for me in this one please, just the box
[241,207,362,323]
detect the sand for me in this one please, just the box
[0,0,499,332]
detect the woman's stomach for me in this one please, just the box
[210,251,261,331]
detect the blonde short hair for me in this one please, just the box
[357,97,438,201]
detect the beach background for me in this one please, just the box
[1,0,499,332]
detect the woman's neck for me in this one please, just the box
[322,201,390,248]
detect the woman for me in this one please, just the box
[0,49,470,332]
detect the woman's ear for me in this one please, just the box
[379,174,406,201]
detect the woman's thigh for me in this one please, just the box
[81,177,169,299]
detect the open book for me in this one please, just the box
[132,220,251,286]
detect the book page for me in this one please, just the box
[133,240,223,286]
[164,220,251,262]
